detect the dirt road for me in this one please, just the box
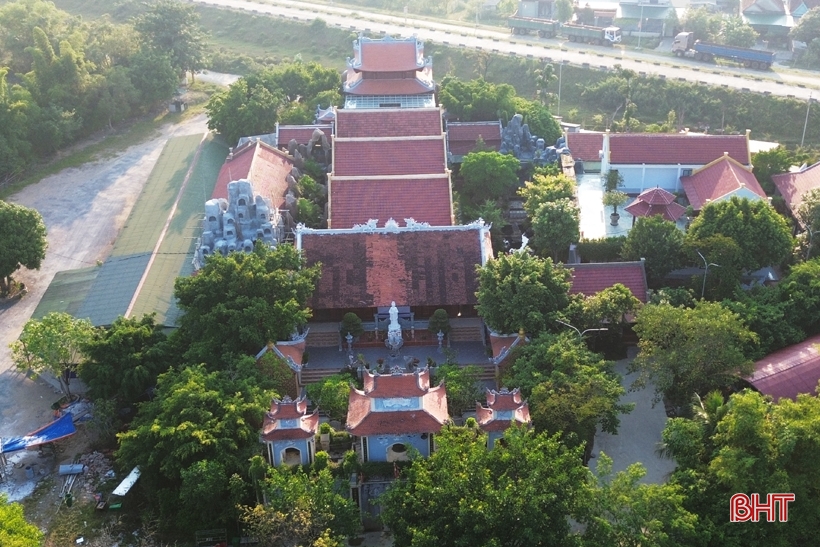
[0,114,209,443]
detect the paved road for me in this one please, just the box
[191,0,819,100]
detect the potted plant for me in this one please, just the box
[603,190,629,226]
[319,422,332,449]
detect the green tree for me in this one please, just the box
[555,0,574,23]
[432,363,482,417]
[682,234,744,301]
[631,301,756,409]
[116,360,276,533]
[134,0,208,80]
[529,198,580,261]
[241,466,360,547]
[721,285,803,359]
[719,16,758,48]
[79,314,172,406]
[796,188,820,259]
[459,150,520,207]
[206,75,284,144]
[519,172,575,204]
[459,199,507,253]
[380,425,592,547]
[10,312,94,398]
[752,146,798,194]
[476,250,571,336]
[780,258,820,336]
[602,190,628,216]
[620,216,685,288]
[438,76,517,122]
[174,243,320,367]
[582,454,698,547]
[0,201,47,296]
[0,0,76,74]
[682,7,723,42]
[688,197,793,271]
[791,6,820,45]
[0,494,42,547]
[129,49,178,107]
[512,97,562,144]
[567,283,642,337]
[305,373,352,425]
[507,333,631,456]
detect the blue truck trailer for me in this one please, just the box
[671,32,776,70]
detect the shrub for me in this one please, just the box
[428,309,451,335]
[576,236,626,263]
[319,422,333,435]
[340,313,364,337]
[314,451,330,472]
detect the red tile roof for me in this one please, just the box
[329,177,453,228]
[476,388,531,432]
[566,132,604,162]
[333,138,446,177]
[261,395,319,442]
[213,141,293,209]
[447,121,503,156]
[298,225,490,310]
[336,109,442,139]
[344,78,434,96]
[274,340,305,367]
[356,40,421,72]
[681,155,767,211]
[771,161,820,216]
[749,334,820,401]
[276,124,333,149]
[347,369,449,436]
[624,187,687,222]
[609,134,750,166]
[569,261,648,303]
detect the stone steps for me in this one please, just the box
[448,324,484,342]
[305,329,340,348]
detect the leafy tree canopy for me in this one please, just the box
[682,7,723,42]
[620,216,685,288]
[519,172,575,205]
[241,466,360,547]
[173,243,320,367]
[0,494,42,547]
[682,233,744,301]
[11,311,95,398]
[796,187,820,259]
[721,285,803,360]
[719,16,758,48]
[476,250,571,336]
[305,373,353,425]
[780,257,820,336]
[512,96,562,145]
[791,6,820,44]
[380,425,592,547]
[439,76,517,122]
[631,301,757,409]
[459,150,520,207]
[0,200,47,296]
[134,0,208,79]
[529,197,580,261]
[432,363,482,417]
[79,314,173,406]
[688,197,793,271]
[116,360,277,534]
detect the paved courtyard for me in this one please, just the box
[592,346,676,484]
[576,173,637,240]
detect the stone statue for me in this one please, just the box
[389,301,399,329]
[386,301,403,356]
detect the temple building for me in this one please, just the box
[346,367,449,462]
[475,388,532,448]
[261,394,319,466]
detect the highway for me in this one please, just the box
[190,0,819,101]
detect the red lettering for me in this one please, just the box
[752,493,776,522]
[770,493,795,522]
[731,493,752,522]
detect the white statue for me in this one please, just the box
[389,301,399,329]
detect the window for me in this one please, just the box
[681,169,693,177]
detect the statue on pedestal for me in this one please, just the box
[386,301,404,356]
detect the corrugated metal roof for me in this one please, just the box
[750,334,820,401]
[31,267,99,320]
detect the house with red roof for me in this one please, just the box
[446,121,503,163]
[261,394,320,466]
[600,131,751,194]
[771,161,820,223]
[748,334,820,401]
[347,367,449,461]
[476,388,531,447]
[296,220,493,322]
[680,153,767,212]
[565,132,604,172]
[568,260,649,303]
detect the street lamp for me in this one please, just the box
[696,250,720,299]
[556,319,609,338]
[801,93,813,148]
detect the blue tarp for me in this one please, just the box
[0,413,77,454]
